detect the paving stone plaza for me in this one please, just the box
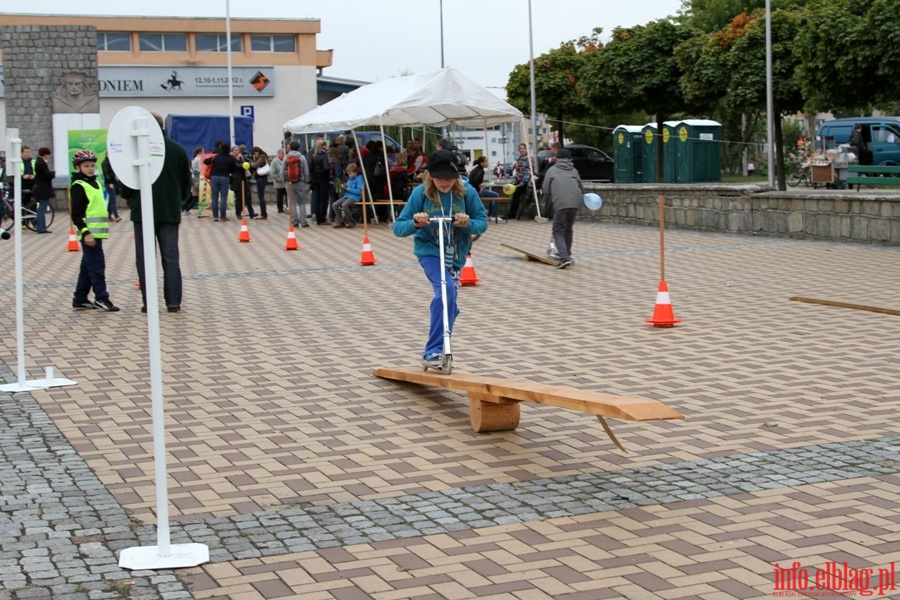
[2,212,900,599]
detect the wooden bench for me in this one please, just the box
[374,367,683,452]
[846,164,900,190]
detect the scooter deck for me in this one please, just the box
[500,243,558,266]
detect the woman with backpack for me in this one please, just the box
[251,146,269,220]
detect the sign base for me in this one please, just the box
[119,543,209,570]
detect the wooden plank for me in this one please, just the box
[500,243,558,266]
[789,296,900,316]
[373,367,684,422]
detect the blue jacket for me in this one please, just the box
[343,174,364,201]
[394,182,487,269]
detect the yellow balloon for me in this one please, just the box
[242,161,250,170]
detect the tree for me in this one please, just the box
[505,31,602,144]
[795,0,900,113]
[580,19,695,181]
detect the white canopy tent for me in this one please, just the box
[283,67,543,224]
[283,67,523,132]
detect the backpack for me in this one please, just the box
[285,154,303,183]
[312,152,328,180]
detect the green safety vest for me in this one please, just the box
[20,158,35,175]
[72,180,109,241]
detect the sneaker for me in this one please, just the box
[556,258,574,269]
[494,217,507,223]
[92,298,120,312]
[333,222,346,228]
[421,353,443,370]
[167,306,181,313]
[73,300,96,310]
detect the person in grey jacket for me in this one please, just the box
[541,148,584,269]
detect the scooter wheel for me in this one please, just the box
[443,355,452,375]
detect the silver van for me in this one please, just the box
[816,117,900,165]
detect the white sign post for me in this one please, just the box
[107,107,208,570]
[0,129,77,393]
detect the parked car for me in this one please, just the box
[535,144,614,182]
[817,117,900,166]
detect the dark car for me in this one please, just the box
[566,144,614,181]
[536,144,614,182]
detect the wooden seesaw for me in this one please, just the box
[500,243,558,266]
[373,367,684,452]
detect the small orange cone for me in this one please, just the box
[646,280,681,327]
[285,224,299,251]
[67,227,80,252]
[460,253,481,286]
[359,235,376,266]
[238,218,251,243]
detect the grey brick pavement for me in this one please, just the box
[4,354,900,598]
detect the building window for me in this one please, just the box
[196,33,242,52]
[250,34,296,52]
[139,33,188,52]
[97,32,131,51]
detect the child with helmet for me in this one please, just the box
[70,149,120,312]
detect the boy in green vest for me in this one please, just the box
[70,150,119,312]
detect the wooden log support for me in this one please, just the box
[467,391,521,432]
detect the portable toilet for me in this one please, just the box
[672,119,722,182]
[662,121,680,183]
[613,125,644,183]
[641,124,657,183]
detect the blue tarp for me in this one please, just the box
[165,114,254,155]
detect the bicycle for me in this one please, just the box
[0,183,55,232]
[787,161,811,188]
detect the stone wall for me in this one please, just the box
[578,184,900,245]
[0,25,97,150]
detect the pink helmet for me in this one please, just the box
[72,149,97,166]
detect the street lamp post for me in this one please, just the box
[528,0,538,161]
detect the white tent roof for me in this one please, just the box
[283,67,523,133]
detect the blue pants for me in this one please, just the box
[74,239,109,303]
[35,198,51,232]
[420,255,460,357]
[255,176,268,218]
[479,190,500,217]
[107,186,119,218]
[134,221,182,309]
[210,176,230,220]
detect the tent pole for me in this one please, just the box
[354,127,371,234]
[379,117,396,223]
[520,117,546,223]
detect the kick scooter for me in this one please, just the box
[422,215,454,375]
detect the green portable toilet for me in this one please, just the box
[672,119,722,182]
[662,121,679,183]
[641,124,657,183]
[613,125,644,183]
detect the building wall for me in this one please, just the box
[0,14,329,154]
[0,24,97,151]
[97,66,318,154]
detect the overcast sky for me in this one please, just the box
[6,1,683,94]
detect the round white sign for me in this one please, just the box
[106,106,165,190]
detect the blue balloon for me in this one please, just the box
[584,192,603,210]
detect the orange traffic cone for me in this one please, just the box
[460,253,481,286]
[359,235,376,266]
[285,224,299,251]
[646,280,682,327]
[67,227,80,252]
[238,218,251,243]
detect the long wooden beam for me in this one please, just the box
[789,297,900,317]
[373,367,683,422]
